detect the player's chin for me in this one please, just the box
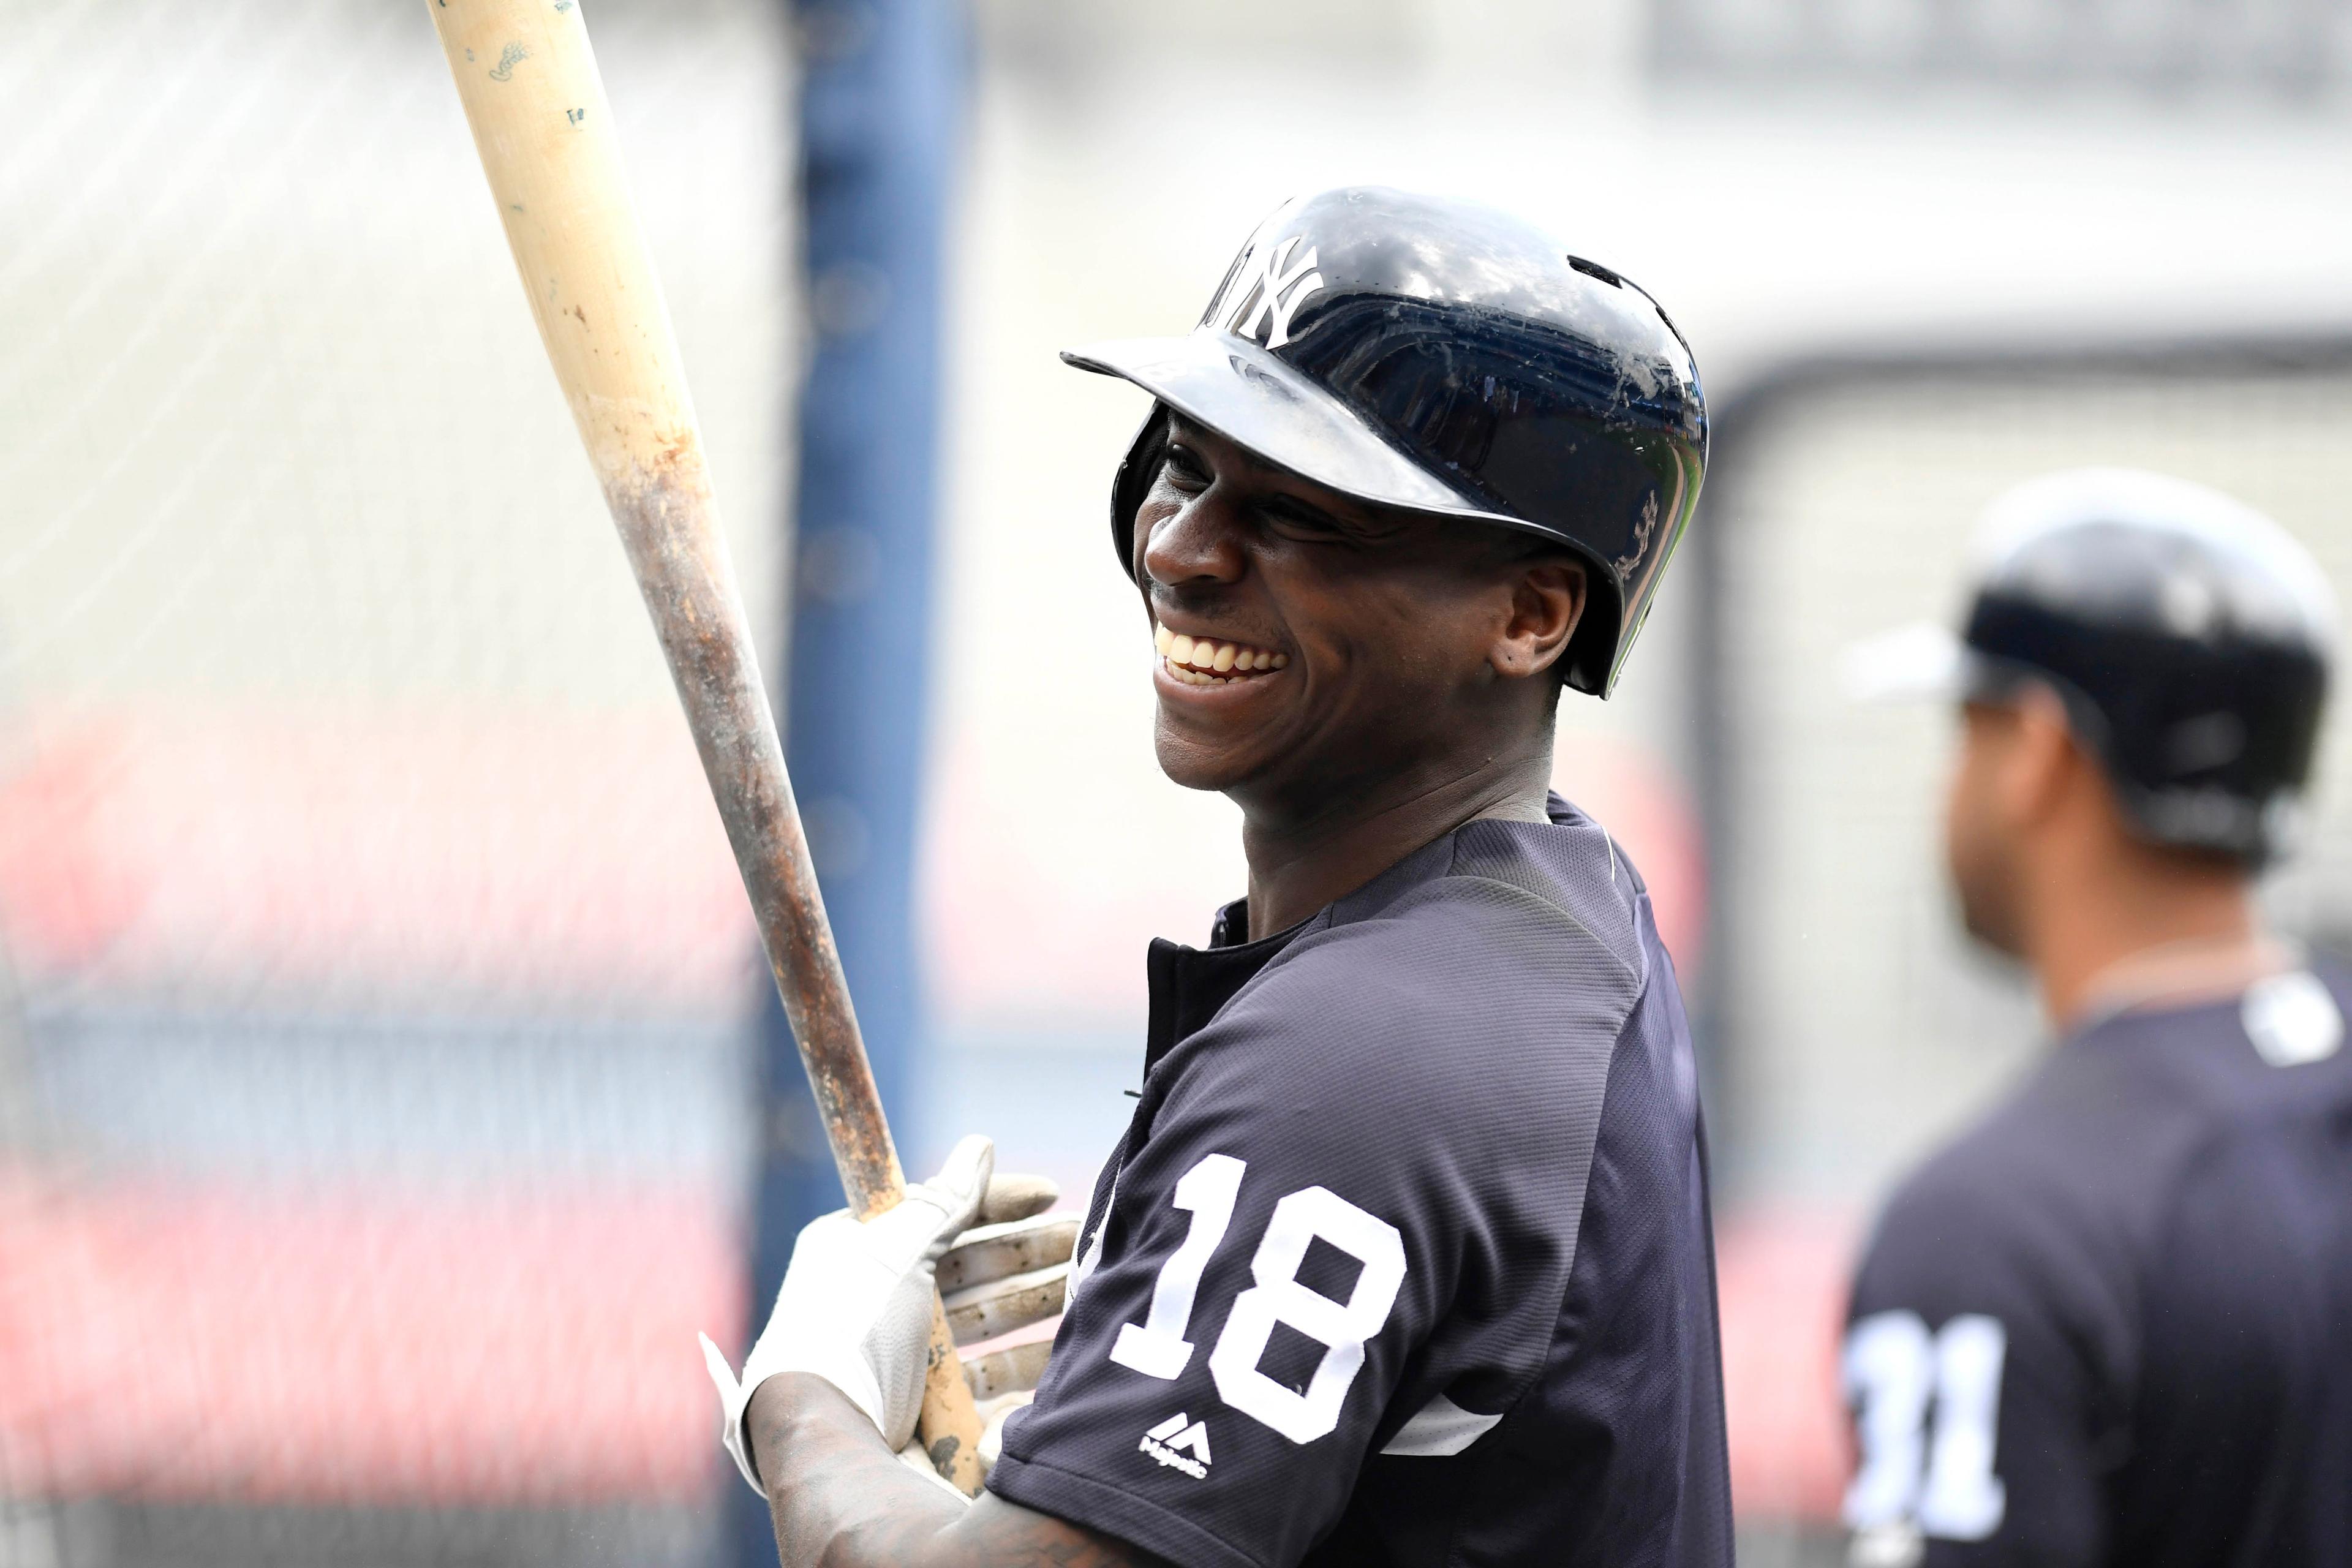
[1150,655,1299,778]
[1152,706,1284,794]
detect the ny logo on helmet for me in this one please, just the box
[1213,234,1324,350]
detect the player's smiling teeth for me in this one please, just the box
[1154,622,1289,686]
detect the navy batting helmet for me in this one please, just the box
[1858,469,2337,865]
[1060,186,1707,697]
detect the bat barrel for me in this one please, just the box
[423,0,904,1213]
[426,0,986,1491]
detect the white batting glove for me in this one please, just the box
[699,1135,995,1493]
[698,1139,1080,1496]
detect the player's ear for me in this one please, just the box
[1490,555,1585,681]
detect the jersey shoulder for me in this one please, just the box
[1850,971,2350,1327]
[1852,1052,2152,1330]
[1212,806,1656,1114]
[1438,797,1653,984]
[1287,796,1655,1016]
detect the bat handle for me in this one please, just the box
[811,1035,984,1492]
[919,1298,987,1492]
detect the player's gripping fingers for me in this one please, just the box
[961,1337,1054,1403]
[938,1207,1076,1344]
[977,1171,1060,1226]
[937,1213,1079,1293]
[944,1257,1068,1346]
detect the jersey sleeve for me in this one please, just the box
[988,891,1627,1568]
[1842,1171,2118,1568]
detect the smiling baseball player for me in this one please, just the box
[703,186,1731,1567]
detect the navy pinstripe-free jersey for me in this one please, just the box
[1843,962,2352,1568]
[988,796,1734,1568]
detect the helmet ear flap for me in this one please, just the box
[1111,405,1172,581]
[1559,564,1624,692]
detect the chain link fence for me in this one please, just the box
[0,2,794,1562]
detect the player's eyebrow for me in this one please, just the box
[1163,411,1232,462]
[1261,491,1360,536]
[1164,412,1384,537]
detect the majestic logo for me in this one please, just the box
[1212,234,1324,350]
[1139,1412,1213,1479]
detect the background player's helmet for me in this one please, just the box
[1957,469,2337,865]
[1060,186,1707,698]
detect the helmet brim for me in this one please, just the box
[1839,622,1970,705]
[1061,330,1552,543]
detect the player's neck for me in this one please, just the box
[2027,846,2267,1033]
[1235,750,1553,941]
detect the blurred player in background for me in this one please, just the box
[1841,469,2352,1568]
[702,187,1733,1565]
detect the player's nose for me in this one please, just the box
[1140,489,1248,589]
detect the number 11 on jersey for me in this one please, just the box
[1845,1310,2008,1540]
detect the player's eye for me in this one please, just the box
[1260,496,1359,543]
[1160,443,1210,492]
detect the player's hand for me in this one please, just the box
[927,1169,1076,1480]
[699,1136,1074,1494]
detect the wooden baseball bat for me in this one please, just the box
[424,0,987,1494]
